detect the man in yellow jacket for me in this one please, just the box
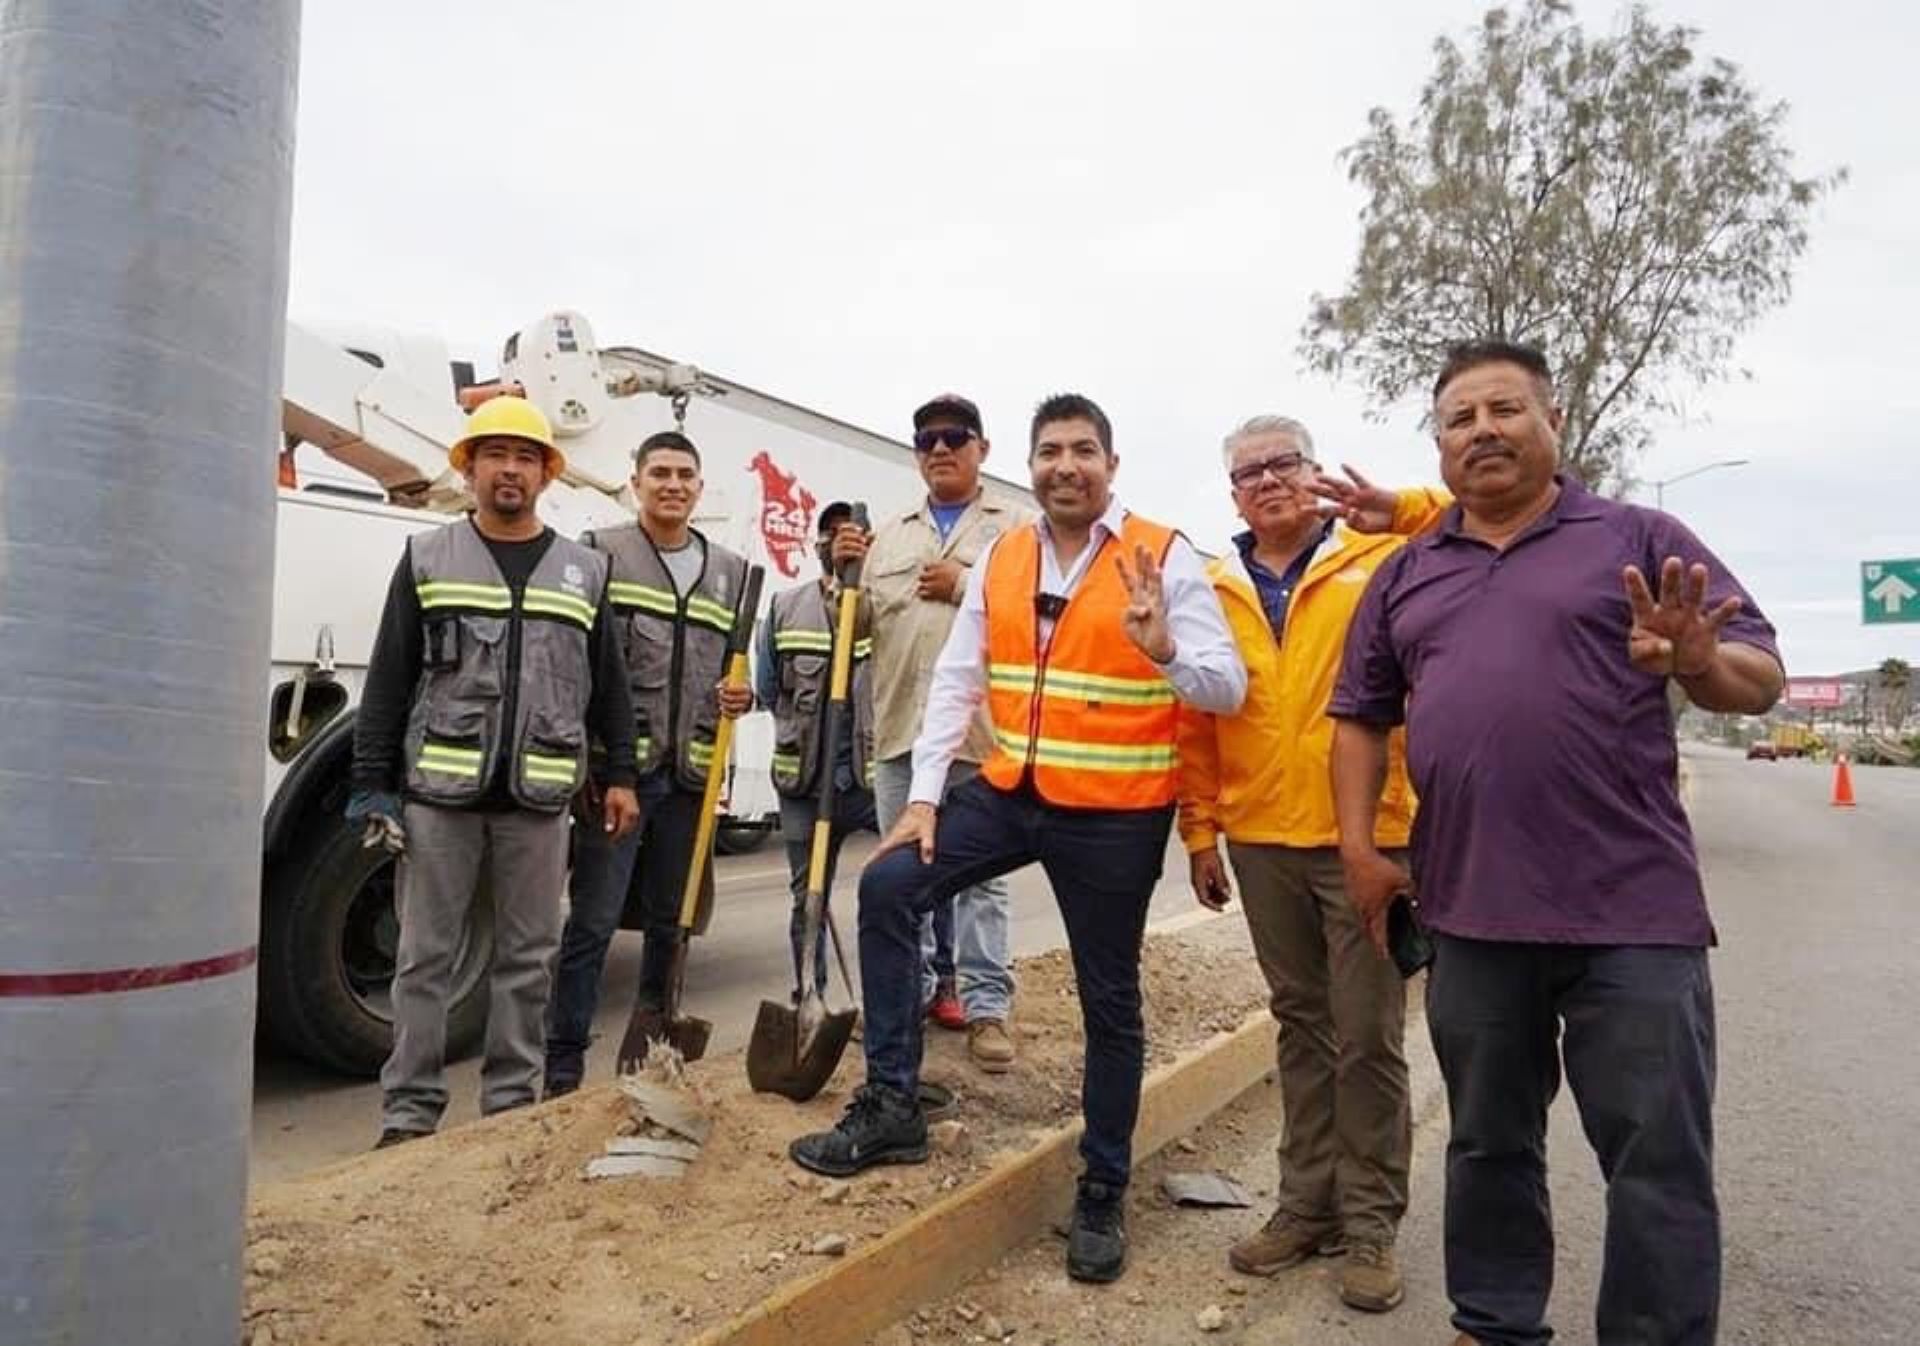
[1178,414,1446,1315]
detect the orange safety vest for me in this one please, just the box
[980,513,1182,809]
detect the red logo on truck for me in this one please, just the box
[747,450,818,578]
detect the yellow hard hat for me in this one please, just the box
[449,394,566,477]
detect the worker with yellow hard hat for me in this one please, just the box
[350,395,639,1149]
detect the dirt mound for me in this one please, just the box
[245,934,1266,1346]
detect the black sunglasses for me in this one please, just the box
[913,426,976,454]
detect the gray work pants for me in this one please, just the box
[380,801,570,1133]
[1227,842,1411,1245]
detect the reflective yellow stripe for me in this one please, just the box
[522,751,579,785]
[992,728,1176,772]
[522,587,596,628]
[775,630,833,653]
[417,742,483,778]
[771,750,801,776]
[686,595,735,632]
[608,581,678,617]
[608,581,732,633]
[988,662,1175,706]
[417,581,512,612]
[634,736,653,760]
[853,638,873,660]
[687,739,716,767]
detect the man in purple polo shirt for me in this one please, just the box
[1329,340,1783,1346]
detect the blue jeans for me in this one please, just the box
[858,777,1171,1187]
[544,772,700,1087]
[873,754,1013,1021]
[778,781,878,997]
[1427,934,1719,1346]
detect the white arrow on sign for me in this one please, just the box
[1869,572,1918,614]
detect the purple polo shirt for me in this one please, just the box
[1329,475,1779,946]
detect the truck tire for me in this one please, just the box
[714,818,773,856]
[259,807,493,1077]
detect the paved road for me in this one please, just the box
[1266,744,1920,1344]
[251,831,1204,1181]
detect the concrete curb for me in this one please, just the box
[693,1011,1278,1346]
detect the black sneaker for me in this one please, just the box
[543,1075,579,1101]
[1066,1178,1128,1283]
[788,1082,929,1177]
[373,1127,430,1151]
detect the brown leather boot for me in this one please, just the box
[1227,1209,1342,1275]
[966,1018,1015,1073]
[1337,1240,1404,1311]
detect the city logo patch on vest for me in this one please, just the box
[561,563,587,596]
[747,450,818,579]
[1333,566,1370,584]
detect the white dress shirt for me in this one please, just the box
[909,497,1247,806]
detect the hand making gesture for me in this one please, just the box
[1114,543,1175,663]
[1307,463,1400,534]
[1622,556,1742,678]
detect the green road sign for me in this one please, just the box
[1862,558,1920,625]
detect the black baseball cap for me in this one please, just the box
[911,393,983,435]
[817,500,854,535]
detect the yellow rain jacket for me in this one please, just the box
[1177,489,1449,854]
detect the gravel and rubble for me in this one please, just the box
[244,933,1268,1345]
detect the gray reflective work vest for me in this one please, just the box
[591,523,748,791]
[767,580,874,798]
[402,519,608,813]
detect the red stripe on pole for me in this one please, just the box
[0,946,258,997]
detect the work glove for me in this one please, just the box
[345,789,406,856]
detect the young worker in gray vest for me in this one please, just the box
[349,396,640,1148]
[754,501,879,999]
[543,430,753,1095]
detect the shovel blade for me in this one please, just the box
[615,1007,713,1073]
[745,999,856,1102]
[665,1015,713,1063]
[616,1006,670,1074]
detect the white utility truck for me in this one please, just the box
[262,310,1032,1074]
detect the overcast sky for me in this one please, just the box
[288,0,1918,677]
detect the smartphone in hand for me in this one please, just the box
[1386,894,1434,978]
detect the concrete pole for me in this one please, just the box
[0,3,300,1342]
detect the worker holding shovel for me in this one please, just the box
[754,501,879,1001]
[543,430,754,1096]
[790,394,1246,1285]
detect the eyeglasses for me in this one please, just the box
[1228,453,1311,490]
[913,427,976,454]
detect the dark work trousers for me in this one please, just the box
[1427,934,1719,1346]
[544,771,705,1088]
[857,777,1171,1187]
[778,783,878,998]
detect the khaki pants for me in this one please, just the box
[381,802,570,1133]
[1227,842,1411,1244]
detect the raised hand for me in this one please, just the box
[1622,557,1742,678]
[1306,462,1399,533]
[1114,544,1175,663]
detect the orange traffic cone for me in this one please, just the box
[1831,754,1856,808]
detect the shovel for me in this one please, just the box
[746,503,868,1100]
[616,563,765,1071]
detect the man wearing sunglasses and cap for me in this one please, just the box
[825,394,1030,1073]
